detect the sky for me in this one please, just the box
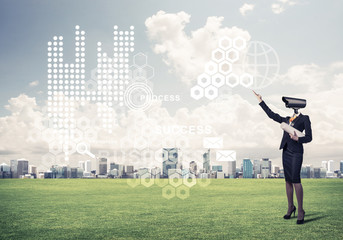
[0,0,343,171]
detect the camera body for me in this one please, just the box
[282,96,306,113]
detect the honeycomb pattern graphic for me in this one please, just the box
[127,171,207,200]
[190,36,253,100]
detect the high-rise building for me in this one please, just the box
[29,165,37,178]
[243,158,253,178]
[300,166,308,178]
[151,167,161,178]
[320,168,327,178]
[261,158,269,178]
[162,148,179,177]
[78,161,85,171]
[17,159,29,177]
[253,160,261,178]
[212,165,223,172]
[314,168,321,178]
[189,161,197,175]
[228,161,236,178]
[126,165,134,174]
[203,149,210,173]
[10,160,18,178]
[85,160,91,173]
[321,161,328,170]
[71,168,78,178]
[99,158,107,175]
[0,163,11,178]
[340,160,343,173]
[327,160,334,173]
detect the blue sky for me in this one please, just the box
[1,0,343,115]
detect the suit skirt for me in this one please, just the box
[282,145,303,183]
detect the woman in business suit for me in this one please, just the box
[254,92,312,224]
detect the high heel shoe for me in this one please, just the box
[297,210,305,224]
[283,206,296,219]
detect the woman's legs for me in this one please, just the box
[285,181,294,214]
[294,183,304,219]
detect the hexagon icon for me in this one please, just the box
[77,116,91,131]
[219,61,232,75]
[183,174,197,188]
[176,185,190,200]
[240,73,254,88]
[133,53,147,67]
[211,73,225,88]
[155,178,169,188]
[140,173,154,187]
[49,141,63,155]
[233,37,247,50]
[197,73,211,88]
[226,49,239,63]
[142,65,154,79]
[204,61,218,75]
[127,178,140,188]
[63,141,76,155]
[198,178,211,187]
[226,73,240,87]
[211,48,225,63]
[204,85,218,100]
[190,85,204,100]
[169,173,183,188]
[219,37,232,50]
[133,67,147,79]
[162,185,175,200]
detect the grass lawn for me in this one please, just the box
[0,178,342,240]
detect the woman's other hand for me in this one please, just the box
[289,131,299,141]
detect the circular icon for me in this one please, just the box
[242,41,280,89]
[124,83,153,111]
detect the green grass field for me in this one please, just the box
[0,179,342,240]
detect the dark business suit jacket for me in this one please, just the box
[259,101,312,153]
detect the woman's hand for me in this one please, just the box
[289,131,299,141]
[252,90,262,103]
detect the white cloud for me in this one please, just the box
[271,0,299,14]
[29,80,39,87]
[239,3,255,16]
[145,11,251,85]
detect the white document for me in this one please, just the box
[203,137,223,149]
[216,150,236,162]
[280,122,305,137]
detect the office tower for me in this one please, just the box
[17,159,29,177]
[327,160,334,173]
[314,168,320,178]
[0,163,11,178]
[71,168,77,178]
[261,158,269,178]
[273,166,280,175]
[340,160,343,173]
[212,165,223,172]
[217,172,225,179]
[321,161,328,170]
[29,165,37,178]
[203,149,210,173]
[300,166,308,178]
[320,168,327,178]
[126,165,134,174]
[243,158,253,178]
[110,162,116,170]
[77,168,83,178]
[228,161,236,178]
[78,161,85,171]
[306,165,313,178]
[268,160,272,173]
[99,158,107,175]
[85,160,91,173]
[162,148,178,177]
[10,159,18,178]
[189,161,197,175]
[253,160,261,178]
[151,167,161,178]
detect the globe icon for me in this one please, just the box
[242,41,280,89]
